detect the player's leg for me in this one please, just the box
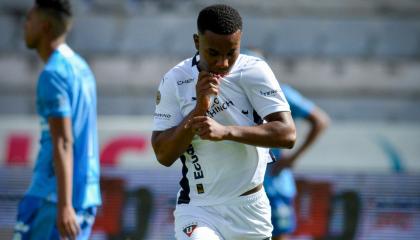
[13,196,57,240]
[174,205,224,240]
[218,188,273,239]
[175,219,224,240]
[270,195,296,240]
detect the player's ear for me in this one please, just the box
[38,12,54,37]
[43,20,53,36]
[193,33,199,51]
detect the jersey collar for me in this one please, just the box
[56,43,75,58]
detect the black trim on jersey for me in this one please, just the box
[192,52,204,72]
[253,109,263,125]
[253,110,276,162]
[192,52,199,67]
[177,154,191,204]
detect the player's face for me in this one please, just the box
[195,30,241,76]
[24,7,44,49]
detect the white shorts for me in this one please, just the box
[174,188,273,240]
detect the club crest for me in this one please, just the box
[183,223,197,237]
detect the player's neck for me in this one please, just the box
[37,35,66,62]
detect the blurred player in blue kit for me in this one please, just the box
[14,0,101,239]
[265,85,330,240]
[243,48,330,240]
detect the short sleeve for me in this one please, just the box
[240,60,290,119]
[282,85,315,119]
[37,70,71,117]
[153,73,183,131]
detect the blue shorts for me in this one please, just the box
[267,193,296,236]
[13,195,97,240]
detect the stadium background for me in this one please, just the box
[0,0,419,239]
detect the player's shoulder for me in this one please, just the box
[40,63,63,82]
[162,56,194,85]
[42,45,77,77]
[41,60,72,86]
[234,54,274,82]
[236,54,270,72]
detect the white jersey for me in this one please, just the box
[153,53,290,206]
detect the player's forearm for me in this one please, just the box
[224,120,296,148]
[293,109,330,159]
[152,110,202,167]
[291,128,322,161]
[53,137,74,208]
[293,125,325,159]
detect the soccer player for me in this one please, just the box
[151,4,296,240]
[14,0,101,239]
[265,85,330,240]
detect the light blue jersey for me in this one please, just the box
[265,84,315,198]
[26,44,101,209]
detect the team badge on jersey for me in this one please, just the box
[156,90,161,105]
[183,223,197,237]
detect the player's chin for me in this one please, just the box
[210,68,230,76]
[214,71,229,77]
[24,40,36,49]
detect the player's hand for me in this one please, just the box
[194,71,221,114]
[186,116,228,141]
[270,154,297,176]
[57,204,80,240]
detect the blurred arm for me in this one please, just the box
[272,106,330,174]
[49,117,80,238]
[292,106,330,160]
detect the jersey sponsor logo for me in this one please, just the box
[187,144,204,180]
[155,90,161,105]
[206,98,235,118]
[260,89,279,97]
[153,112,171,120]
[177,78,194,86]
[183,223,197,237]
[186,144,204,180]
[196,183,204,194]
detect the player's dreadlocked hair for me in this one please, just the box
[35,0,72,36]
[197,4,242,35]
